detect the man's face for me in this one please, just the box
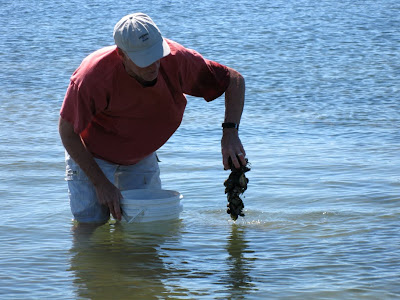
[119,49,160,83]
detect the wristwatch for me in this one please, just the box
[222,122,239,130]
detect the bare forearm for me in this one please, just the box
[224,67,245,124]
[58,117,109,187]
[59,117,122,220]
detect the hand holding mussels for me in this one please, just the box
[224,157,250,220]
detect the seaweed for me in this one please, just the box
[224,157,250,220]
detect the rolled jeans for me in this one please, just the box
[65,152,162,223]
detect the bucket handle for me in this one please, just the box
[122,207,145,223]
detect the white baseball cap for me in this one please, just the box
[113,13,171,68]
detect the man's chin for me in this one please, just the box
[145,73,158,82]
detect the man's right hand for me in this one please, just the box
[95,180,123,221]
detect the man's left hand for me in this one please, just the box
[221,128,246,170]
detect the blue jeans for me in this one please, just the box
[65,152,162,223]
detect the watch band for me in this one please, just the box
[222,122,239,130]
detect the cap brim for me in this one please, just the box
[126,38,171,68]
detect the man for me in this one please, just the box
[59,13,246,224]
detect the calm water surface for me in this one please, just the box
[0,0,399,299]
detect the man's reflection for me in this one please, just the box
[69,220,182,299]
[224,224,255,297]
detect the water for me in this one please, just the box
[1,0,399,298]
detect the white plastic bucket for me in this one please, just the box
[120,189,183,223]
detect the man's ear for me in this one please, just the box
[116,47,125,59]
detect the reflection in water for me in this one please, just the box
[69,221,183,299]
[224,224,255,298]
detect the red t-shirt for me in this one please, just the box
[60,39,230,165]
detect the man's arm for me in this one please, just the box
[221,67,247,170]
[58,117,122,221]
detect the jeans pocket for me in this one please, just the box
[65,158,88,181]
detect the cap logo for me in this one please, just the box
[139,33,149,42]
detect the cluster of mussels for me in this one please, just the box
[224,157,250,220]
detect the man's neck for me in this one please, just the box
[124,65,157,87]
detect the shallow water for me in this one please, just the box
[0,0,399,299]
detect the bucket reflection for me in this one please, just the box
[69,220,183,299]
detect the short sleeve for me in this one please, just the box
[60,80,101,134]
[178,47,230,101]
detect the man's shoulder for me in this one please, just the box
[71,46,120,86]
[163,39,206,67]
[165,39,183,52]
[84,46,117,62]
[165,39,196,57]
